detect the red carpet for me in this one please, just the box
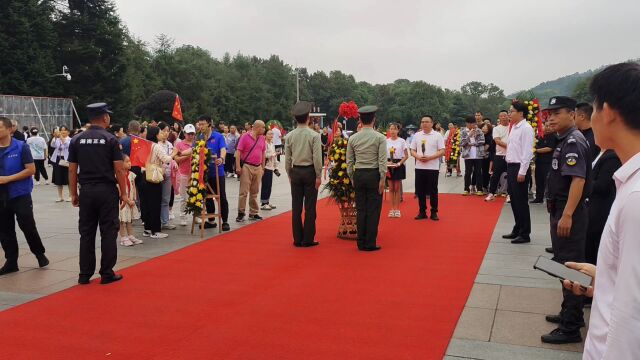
[0,194,503,360]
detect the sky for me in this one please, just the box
[113,0,640,94]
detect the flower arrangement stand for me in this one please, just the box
[337,201,358,240]
[190,170,222,238]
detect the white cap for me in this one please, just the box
[184,124,196,133]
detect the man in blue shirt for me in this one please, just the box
[196,116,230,231]
[0,117,49,275]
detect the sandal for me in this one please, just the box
[119,236,134,247]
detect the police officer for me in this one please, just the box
[68,103,127,285]
[541,96,591,344]
[346,106,387,251]
[0,117,49,275]
[285,101,323,247]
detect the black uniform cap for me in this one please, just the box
[544,96,577,111]
[292,101,312,117]
[86,103,113,118]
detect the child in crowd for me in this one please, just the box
[386,123,408,217]
[119,155,143,246]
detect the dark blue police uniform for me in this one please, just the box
[68,104,123,282]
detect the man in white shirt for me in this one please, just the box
[410,116,445,220]
[461,116,485,195]
[563,62,640,360]
[272,126,282,162]
[502,101,534,244]
[485,110,509,200]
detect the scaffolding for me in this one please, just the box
[0,94,78,141]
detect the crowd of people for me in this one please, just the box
[1,62,639,358]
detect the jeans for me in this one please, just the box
[177,173,190,223]
[160,176,172,225]
[261,169,274,204]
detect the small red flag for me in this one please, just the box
[130,135,153,167]
[172,95,183,122]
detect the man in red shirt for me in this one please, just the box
[235,120,266,222]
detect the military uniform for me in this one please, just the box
[346,106,387,251]
[285,101,323,247]
[68,103,123,284]
[544,96,591,342]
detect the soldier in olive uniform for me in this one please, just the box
[285,101,323,247]
[346,106,387,251]
[541,96,591,344]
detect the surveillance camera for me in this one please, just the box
[65,74,71,81]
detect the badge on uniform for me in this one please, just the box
[566,152,578,166]
[552,159,558,170]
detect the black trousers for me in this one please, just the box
[34,159,48,181]
[507,164,531,239]
[261,169,274,204]
[141,180,162,233]
[550,203,587,333]
[290,166,318,245]
[534,162,551,201]
[131,166,144,222]
[464,159,482,191]
[481,157,491,190]
[78,184,119,278]
[224,153,236,174]
[354,169,382,249]
[205,172,229,223]
[489,155,507,194]
[415,169,439,214]
[0,195,46,262]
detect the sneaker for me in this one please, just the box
[261,204,272,210]
[233,174,238,178]
[180,219,188,226]
[236,213,246,222]
[249,214,263,221]
[129,236,143,245]
[485,194,496,202]
[475,191,485,196]
[388,210,395,218]
[169,213,175,220]
[395,210,401,218]
[269,204,276,209]
[462,191,469,196]
[45,181,50,185]
[162,223,177,230]
[470,186,476,193]
[35,181,41,185]
[142,230,152,237]
[506,195,511,203]
[119,236,134,247]
[150,232,169,239]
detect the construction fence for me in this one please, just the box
[0,94,78,141]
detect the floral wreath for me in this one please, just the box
[323,138,355,203]
[185,139,212,216]
[445,128,461,165]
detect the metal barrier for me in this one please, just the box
[0,94,78,141]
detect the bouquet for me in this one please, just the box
[322,138,355,203]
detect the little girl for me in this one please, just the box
[119,155,143,246]
[386,123,408,218]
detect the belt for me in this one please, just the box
[293,165,314,168]
[507,162,520,167]
[495,155,506,158]
[244,162,261,167]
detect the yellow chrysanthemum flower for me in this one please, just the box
[341,163,347,169]
[196,193,203,200]
[190,188,198,194]
[343,178,350,184]
[195,201,202,207]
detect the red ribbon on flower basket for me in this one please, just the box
[198,147,206,187]
[533,98,544,138]
[444,131,455,162]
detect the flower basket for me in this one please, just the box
[337,201,358,240]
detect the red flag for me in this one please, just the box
[130,135,153,167]
[172,95,183,122]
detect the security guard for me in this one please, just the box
[346,105,387,251]
[285,101,323,247]
[68,103,127,285]
[541,96,591,344]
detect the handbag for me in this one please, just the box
[145,145,165,183]
[58,159,69,167]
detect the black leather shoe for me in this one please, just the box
[360,246,382,252]
[301,241,319,247]
[430,212,439,221]
[0,262,19,276]
[204,222,217,229]
[502,233,518,239]
[545,314,585,327]
[414,213,428,220]
[541,328,582,344]
[78,276,91,285]
[530,199,544,204]
[221,223,231,231]
[36,254,49,268]
[100,274,123,285]
[545,247,554,254]
[511,236,531,244]
[293,242,303,247]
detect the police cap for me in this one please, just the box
[292,101,312,117]
[86,103,113,118]
[358,105,378,114]
[544,96,577,111]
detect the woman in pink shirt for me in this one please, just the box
[173,124,197,226]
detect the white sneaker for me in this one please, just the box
[35,181,41,185]
[142,230,151,237]
[119,236,134,247]
[150,232,168,239]
[169,213,175,220]
[261,204,272,210]
[388,210,395,218]
[162,224,176,230]
[45,181,50,185]
[484,194,496,202]
[395,210,401,218]
[506,195,511,203]
[180,219,188,226]
[129,236,143,245]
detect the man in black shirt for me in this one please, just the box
[68,103,127,285]
[576,103,600,160]
[531,124,558,203]
[0,117,48,275]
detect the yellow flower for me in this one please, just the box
[338,171,344,177]
[341,163,347,169]
[195,201,202,208]
[198,184,206,190]
[343,178,350,184]
[190,188,198,195]
[196,193,203,200]
[190,196,197,203]
[198,140,205,147]
[334,154,340,160]
[341,156,346,161]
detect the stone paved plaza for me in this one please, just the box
[0,162,584,359]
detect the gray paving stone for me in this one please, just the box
[0,291,41,305]
[453,307,495,341]
[475,274,561,290]
[465,283,500,309]
[497,286,563,315]
[446,339,583,360]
